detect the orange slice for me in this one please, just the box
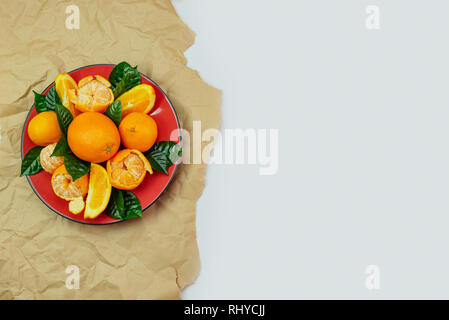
[106,149,153,190]
[117,84,156,118]
[85,163,112,219]
[51,165,89,201]
[55,73,78,117]
[69,75,114,113]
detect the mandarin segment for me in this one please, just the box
[69,197,85,214]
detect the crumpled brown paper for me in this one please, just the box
[0,0,221,299]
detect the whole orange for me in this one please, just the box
[28,111,62,146]
[119,112,158,152]
[67,112,120,163]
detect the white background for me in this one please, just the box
[173,0,449,299]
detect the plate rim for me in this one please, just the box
[20,63,182,226]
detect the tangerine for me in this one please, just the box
[28,111,62,146]
[119,112,158,152]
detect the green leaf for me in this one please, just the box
[145,149,170,174]
[168,143,182,164]
[109,62,141,98]
[21,146,43,176]
[105,100,122,126]
[122,191,142,220]
[109,62,134,89]
[55,101,73,136]
[64,153,90,181]
[45,86,60,111]
[33,91,49,113]
[144,141,182,175]
[113,69,141,99]
[106,188,126,220]
[106,189,142,221]
[51,136,70,157]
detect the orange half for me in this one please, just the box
[117,84,156,118]
[106,149,153,190]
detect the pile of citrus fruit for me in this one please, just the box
[21,62,181,221]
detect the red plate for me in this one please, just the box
[21,64,181,225]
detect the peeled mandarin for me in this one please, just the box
[106,149,152,190]
[51,165,89,201]
[40,143,64,174]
